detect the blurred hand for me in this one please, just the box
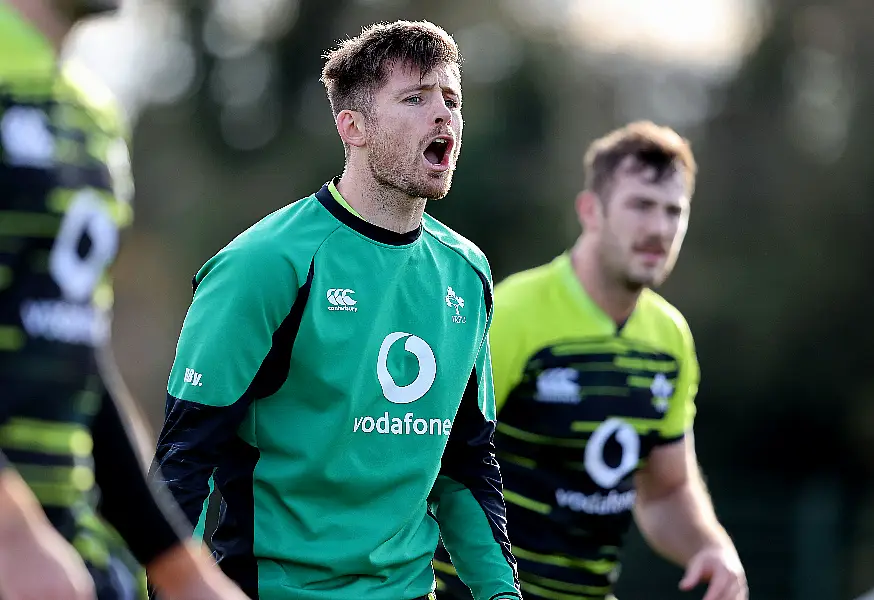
[148,542,250,600]
[159,572,251,600]
[679,545,747,600]
[0,520,96,600]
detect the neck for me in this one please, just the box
[570,236,640,324]
[336,164,426,235]
[8,0,72,53]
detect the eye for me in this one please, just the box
[666,205,683,218]
[405,95,422,105]
[632,198,655,211]
[445,97,460,109]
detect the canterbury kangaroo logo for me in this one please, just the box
[327,288,357,312]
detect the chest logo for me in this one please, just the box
[377,332,437,404]
[535,368,581,404]
[445,286,466,324]
[650,373,674,413]
[327,288,357,312]
[1,106,54,167]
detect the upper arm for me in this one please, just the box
[168,241,299,407]
[635,434,699,502]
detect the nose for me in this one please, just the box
[434,100,452,126]
[652,209,677,240]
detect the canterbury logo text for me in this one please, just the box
[327,288,357,312]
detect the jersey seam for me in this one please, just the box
[422,228,493,351]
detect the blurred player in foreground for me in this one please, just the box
[435,122,747,600]
[0,1,249,598]
[151,19,520,600]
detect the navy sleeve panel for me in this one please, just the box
[151,258,315,530]
[149,395,251,531]
[438,368,520,596]
[92,390,185,566]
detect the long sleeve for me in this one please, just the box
[150,240,300,535]
[430,338,521,600]
[92,386,186,566]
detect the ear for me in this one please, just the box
[575,190,602,231]
[336,109,367,148]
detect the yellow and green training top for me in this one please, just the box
[0,4,185,585]
[436,252,699,600]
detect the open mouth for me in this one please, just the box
[423,137,452,168]
[635,249,666,262]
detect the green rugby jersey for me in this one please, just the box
[435,253,698,600]
[0,1,137,561]
[153,180,520,600]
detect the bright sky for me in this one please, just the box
[569,0,764,70]
[66,0,765,121]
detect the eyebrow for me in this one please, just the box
[396,81,461,98]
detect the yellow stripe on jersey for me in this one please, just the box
[47,188,133,227]
[0,211,62,237]
[570,418,667,434]
[497,423,589,447]
[0,325,25,350]
[504,489,552,514]
[521,580,610,600]
[496,450,537,469]
[520,572,613,596]
[15,464,94,489]
[16,465,95,507]
[432,559,458,576]
[512,546,617,575]
[28,482,87,507]
[0,418,94,456]
[613,356,678,372]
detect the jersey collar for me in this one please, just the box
[555,252,634,334]
[327,178,363,219]
[315,177,423,246]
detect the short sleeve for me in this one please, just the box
[167,242,298,407]
[659,321,699,441]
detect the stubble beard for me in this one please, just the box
[366,127,454,201]
[620,259,673,291]
[598,237,653,293]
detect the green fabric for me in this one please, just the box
[168,190,516,600]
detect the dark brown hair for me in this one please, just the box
[321,20,461,117]
[584,121,697,198]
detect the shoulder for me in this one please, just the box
[637,289,696,351]
[422,214,492,283]
[494,259,560,313]
[60,61,128,138]
[200,195,337,282]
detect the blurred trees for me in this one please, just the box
[112,0,873,597]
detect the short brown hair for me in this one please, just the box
[321,20,461,117]
[583,121,697,198]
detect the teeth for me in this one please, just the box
[434,139,447,145]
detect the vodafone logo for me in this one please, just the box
[376,332,436,404]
